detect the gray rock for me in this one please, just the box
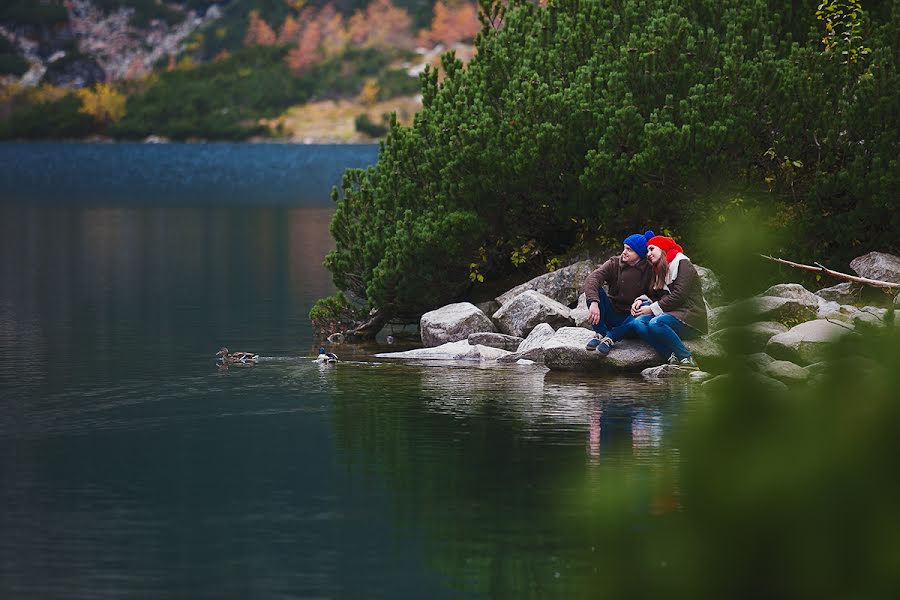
[815,282,859,304]
[493,290,573,338]
[766,319,855,365]
[761,283,821,306]
[719,295,819,327]
[707,305,729,332]
[420,302,495,347]
[495,259,594,307]
[708,321,788,353]
[542,327,721,373]
[762,360,809,386]
[641,364,693,380]
[686,337,728,373]
[543,329,660,372]
[854,306,888,326]
[327,332,345,344]
[690,370,712,382]
[569,293,592,329]
[701,372,788,393]
[375,340,511,361]
[696,265,725,307]
[849,251,900,284]
[746,352,776,371]
[517,323,556,353]
[475,299,500,320]
[497,346,545,364]
[467,332,524,351]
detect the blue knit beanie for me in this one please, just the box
[623,230,655,259]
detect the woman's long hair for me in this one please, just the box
[652,253,669,291]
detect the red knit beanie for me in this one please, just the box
[647,235,683,263]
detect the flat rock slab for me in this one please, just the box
[468,332,523,351]
[420,302,495,347]
[375,340,511,361]
[542,327,723,373]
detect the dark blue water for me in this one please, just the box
[0,144,689,598]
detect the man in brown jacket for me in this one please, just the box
[583,230,655,354]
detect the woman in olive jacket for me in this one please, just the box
[630,235,708,368]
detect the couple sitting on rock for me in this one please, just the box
[583,231,708,368]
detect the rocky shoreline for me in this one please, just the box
[364,251,900,389]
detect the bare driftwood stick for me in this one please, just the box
[759,255,900,289]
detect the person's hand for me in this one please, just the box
[633,305,653,317]
[630,298,643,316]
[588,302,600,325]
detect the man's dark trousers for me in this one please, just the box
[591,288,635,341]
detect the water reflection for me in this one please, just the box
[0,206,336,390]
[326,360,692,597]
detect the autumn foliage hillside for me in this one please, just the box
[0,0,483,141]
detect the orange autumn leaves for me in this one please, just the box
[244,0,481,75]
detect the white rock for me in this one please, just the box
[420,302,495,347]
[641,364,693,380]
[375,340,511,361]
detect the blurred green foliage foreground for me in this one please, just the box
[322,0,898,326]
[583,315,900,600]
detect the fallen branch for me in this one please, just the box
[759,255,900,289]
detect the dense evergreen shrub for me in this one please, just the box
[324,0,899,321]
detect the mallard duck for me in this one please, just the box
[216,347,259,366]
[316,347,338,363]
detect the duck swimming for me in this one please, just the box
[216,347,259,366]
[316,347,338,363]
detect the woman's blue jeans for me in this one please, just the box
[631,313,699,359]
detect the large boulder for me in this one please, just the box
[718,295,819,327]
[766,319,855,365]
[492,290,574,338]
[708,321,788,353]
[468,332,523,350]
[815,282,858,304]
[375,340,511,361]
[746,352,776,371]
[695,265,725,307]
[495,259,594,307]
[543,328,660,372]
[849,251,900,284]
[420,302,496,347]
[542,327,722,373]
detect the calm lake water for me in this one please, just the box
[0,143,693,598]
